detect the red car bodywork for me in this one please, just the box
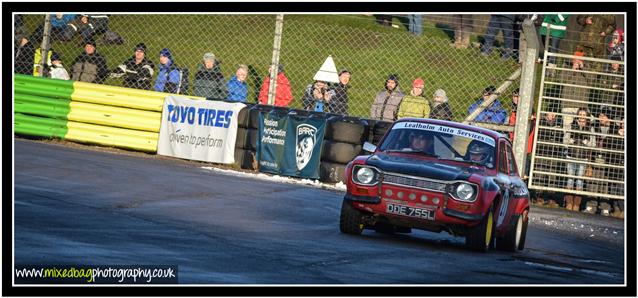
[342,118,530,250]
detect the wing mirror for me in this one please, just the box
[363,142,377,153]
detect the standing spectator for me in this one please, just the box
[370,74,404,122]
[14,34,35,75]
[302,80,333,112]
[407,14,423,36]
[559,51,592,133]
[576,15,616,59]
[563,107,595,212]
[48,52,70,80]
[589,107,617,215]
[537,14,570,67]
[452,14,474,49]
[534,101,563,205]
[258,64,293,107]
[430,89,453,121]
[227,64,249,102]
[154,48,181,94]
[610,117,624,218]
[397,78,430,119]
[193,52,227,100]
[481,14,518,60]
[50,14,76,41]
[467,86,507,124]
[67,14,95,44]
[70,38,108,83]
[607,29,624,59]
[110,43,155,90]
[329,69,351,115]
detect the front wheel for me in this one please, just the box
[466,207,494,252]
[339,200,364,235]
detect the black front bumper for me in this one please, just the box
[343,193,380,204]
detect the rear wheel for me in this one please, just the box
[466,207,494,252]
[339,200,364,235]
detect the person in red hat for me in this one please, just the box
[397,77,430,119]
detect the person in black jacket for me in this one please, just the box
[14,34,35,75]
[70,38,108,83]
[110,43,155,90]
[193,52,227,100]
[430,88,453,121]
[329,69,351,115]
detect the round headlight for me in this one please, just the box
[455,183,475,201]
[355,167,375,184]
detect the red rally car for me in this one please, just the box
[340,118,530,252]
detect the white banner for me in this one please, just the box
[157,96,246,163]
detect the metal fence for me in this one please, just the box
[15,13,521,122]
[528,51,625,201]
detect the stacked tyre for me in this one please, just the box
[368,119,393,145]
[234,103,257,170]
[320,116,370,184]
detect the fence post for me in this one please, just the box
[267,14,284,105]
[38,14,52,77]
[513,19,540,177]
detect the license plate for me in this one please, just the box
[386,203,435,220]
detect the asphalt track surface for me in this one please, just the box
[13,138,625,285]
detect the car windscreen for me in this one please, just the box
[378,121,497,168]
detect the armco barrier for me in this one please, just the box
[14,75,382,183]
[13,74,204,152]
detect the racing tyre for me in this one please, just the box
[373,121,393,137]
[496,214,524,252]
[325,117,366,144]
[246,128,258,151]
[319,161,347,184]
[340,200,364,235]
[466,207,494,252]
[236,128,248,149]
[237,106,250,128]
[321,141,362,164]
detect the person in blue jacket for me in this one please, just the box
[154,48,181,94]
[226,64,248,102]
[467,85,507,124]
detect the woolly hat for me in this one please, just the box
[134,42,147,53]
[572,50,585,64]
[159,48,172,61]
[387,74,399,85]
[433,89,448,102]
[84,37,96,48]
[483,85,496,95]
[599,106,613,117]
[203,52,215,62]
[51,52,61,62]
[512,88,520,96]
[412,78,425,88]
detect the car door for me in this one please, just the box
[494,139,514,231]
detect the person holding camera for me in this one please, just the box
[302,80,334,113]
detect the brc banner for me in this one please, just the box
[258,111,326,179]
[157,96,246,163]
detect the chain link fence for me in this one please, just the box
[15,13,522,122]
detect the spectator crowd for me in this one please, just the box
[15,13,625,217]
